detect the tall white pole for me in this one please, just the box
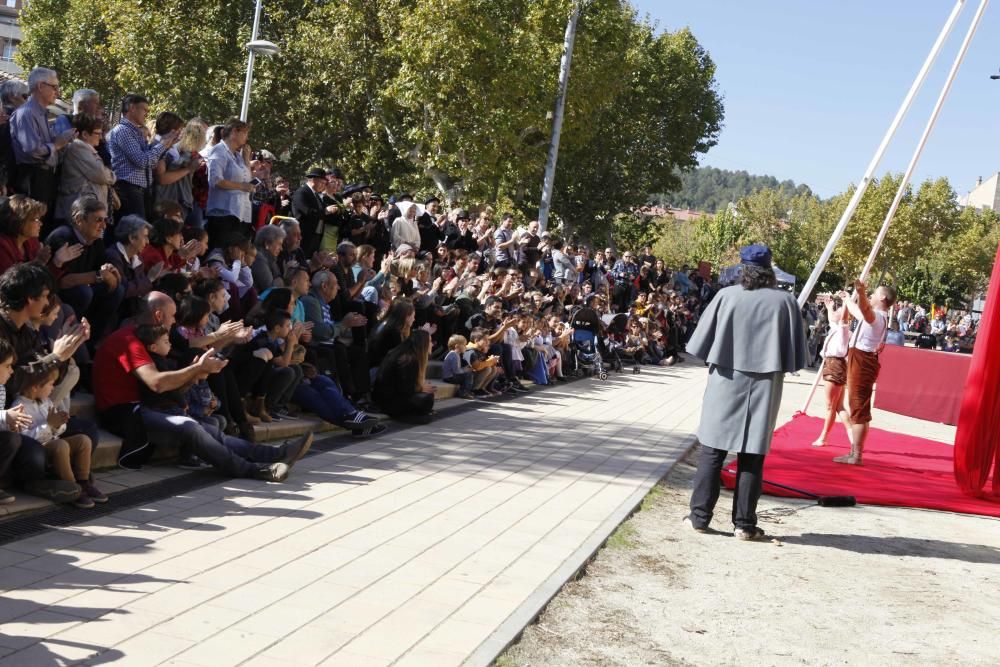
[239,0,264,122]
[538,1,583,233]
[796,0,966,416]
[795,0,966,309]
[859,0,989,283]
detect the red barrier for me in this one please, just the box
[874,346,970,425]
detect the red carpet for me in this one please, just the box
[721,414,1000,517]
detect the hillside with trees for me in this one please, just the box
[651,166,813,213]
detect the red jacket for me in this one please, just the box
[140,244,187,274]
[0,234,66,279]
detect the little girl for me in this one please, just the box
[30,294,79,415]
[13,364,103,508]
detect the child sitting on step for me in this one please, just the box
[441,335,474,399]
[12,362,103,509]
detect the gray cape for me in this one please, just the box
[687,285,807,374]
[688,285,807,454]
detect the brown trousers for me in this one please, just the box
[846,348,880,424]
[44,434,92,483]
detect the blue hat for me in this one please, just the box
[740,244,772,268]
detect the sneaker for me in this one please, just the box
[256,462,290,482]
[511,383,530,393]
[0,489,14,505]
[177,454,212,471]
[472,389,490,398]
[25,479,81,504]
[345,411,379,431]
[281,432,314,465]
[73,492,96,509]
[80,481,108,504]
[352,422,387,438]
[733,526,767,541]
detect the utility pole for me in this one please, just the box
[538,1,583,233]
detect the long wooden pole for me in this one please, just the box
[795,0,966,310]
[796,0,967,415]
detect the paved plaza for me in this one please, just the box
[0,365,707,666]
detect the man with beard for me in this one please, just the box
[518,220,542,270]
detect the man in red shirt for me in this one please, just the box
[94,292,311,481]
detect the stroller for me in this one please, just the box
[571,329,608,380]
[601,313,631,374]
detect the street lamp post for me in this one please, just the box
[537,0,584,233]
[239,0,280,122]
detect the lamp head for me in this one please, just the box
[247,40,280,57]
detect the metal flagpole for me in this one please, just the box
[795,0,966,310]
[538,0,584,233]
[796,0,966,415]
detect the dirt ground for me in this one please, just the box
[498,448,1000,667]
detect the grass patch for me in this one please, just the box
[494,654,518,667]
[640,481,666,511]
[605,521,638,550]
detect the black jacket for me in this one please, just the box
[291,185,325,245]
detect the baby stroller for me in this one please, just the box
[571,329,608,380]
[602,313,631,374]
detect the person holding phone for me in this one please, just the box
[204,118,254,247]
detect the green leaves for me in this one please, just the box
[655,174,997,307]
[17,0,722,235]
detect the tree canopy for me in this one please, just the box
[652,166,814,214]
[18,0,723,235]
[646,174,999,307]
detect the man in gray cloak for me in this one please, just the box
[685,244,807,540]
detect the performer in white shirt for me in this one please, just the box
[835,281,897,465]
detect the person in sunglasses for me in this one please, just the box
[45,196,124,342]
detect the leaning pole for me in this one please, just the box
[794,0,966,311]
[799,0,988,416]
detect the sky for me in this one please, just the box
[630,0,1000,198]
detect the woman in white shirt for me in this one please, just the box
[812,294,850,447]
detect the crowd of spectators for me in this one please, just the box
[804,293,979,366]
[0,67,714,509]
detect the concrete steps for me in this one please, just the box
[0,375,536,522]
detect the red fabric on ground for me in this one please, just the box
[720,414,1000,517]
[874,345,970,425]
[954,243,1000,497]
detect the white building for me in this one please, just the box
[958,173,1000,211]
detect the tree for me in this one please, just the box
[16,0,723,228]
[552,20,723,241]
[655,166,813,213]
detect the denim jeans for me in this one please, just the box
[139,408,284,478]
[293,374,357,426]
